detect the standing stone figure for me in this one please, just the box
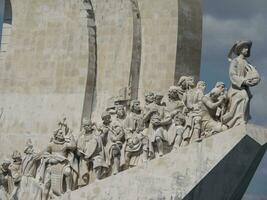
[12,140,43,200]
[182,77,203,144]
[167,113,186,149]
[99,111,124,175]
[77,118,108,187]
[148,93,172,157]
[9,151,22,200]
[227,40,260,128]
[123,100,149,168]
[39,126,76,199]
[0,160,12,200]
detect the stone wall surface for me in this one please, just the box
[59,124,267,200]
[0,0,89,158]
[0,0,202,158]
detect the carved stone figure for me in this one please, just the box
[176,76,188,99]
[98,111,124,175]
[143,92,158,128]
[123,100,149,168]
[113,105,127,127]
[182,80,206,144]
[226,40,260,128]
[201,87,228,135]
[0,159,12,200]
[77,118,108,187]
[39,125,76,199]
[167,113,186,149]
[100,111,125,175]
[165,86,184,118]
[9,151,22,200]
[148,93,172,157]
[12,140,43,200]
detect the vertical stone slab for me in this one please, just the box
[0,0,89,155]
[138,0,202,100]
[175,0,202,83]
[0,0,12,63]
[81,0,97,122]
[128,0,142,100]
[91,0,133,121]
[138,0,178,100]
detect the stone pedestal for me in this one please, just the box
[59,124,267,200]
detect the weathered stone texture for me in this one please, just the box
[59,124,267,200]
[0,0,89,156]
[0,0,202,157]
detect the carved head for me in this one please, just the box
[173,113,185,126]
[186,76,195,88]
[196,81,206,92]
[101,111,111,125]
[209,87,222,100]
[12,150,22,163]
[24,139,34,154]
[154,93,164,105]
[54,128,65,142]
[168,86,179,100]
[116,105,126,119]
[1,159,11,171]
[215,81,225,92]
[144,92,154,104]
[130,100,141,113]
[228,40,252,60]
[82,118,94,132]
[150,113,161,127]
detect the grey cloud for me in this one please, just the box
[203,0,267,20]
[202,14,267,60]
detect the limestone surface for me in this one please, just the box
[59,124,267,200]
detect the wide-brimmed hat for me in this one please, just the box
[228,40,252,61]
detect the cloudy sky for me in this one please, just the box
[0,0,266,199]
[201,0,267,199]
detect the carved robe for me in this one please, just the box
[77,130,108,186]
[227,57,260,128]
[13,153,42,200]
[0,167,13,200]
[123,112,148,166]
[182,88,203,140]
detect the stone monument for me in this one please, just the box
[0,1,266,200]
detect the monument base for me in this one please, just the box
[60,124,267,200]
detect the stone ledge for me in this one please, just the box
[59,124,267,200]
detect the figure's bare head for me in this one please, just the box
[173,112,185,126]
[197,81,206,91]
[1,159,11,171]
[82,118,94,132]
[116,105,126,118]
[168,86,179,100]
[215,81,225,92]
[12,150,22,163]
[144,92,154,104]
[130,100,141,113]
[101,111,112,124]
[154,93,164,105]
[209,87,223,100]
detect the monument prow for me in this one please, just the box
[60,124,267,200]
